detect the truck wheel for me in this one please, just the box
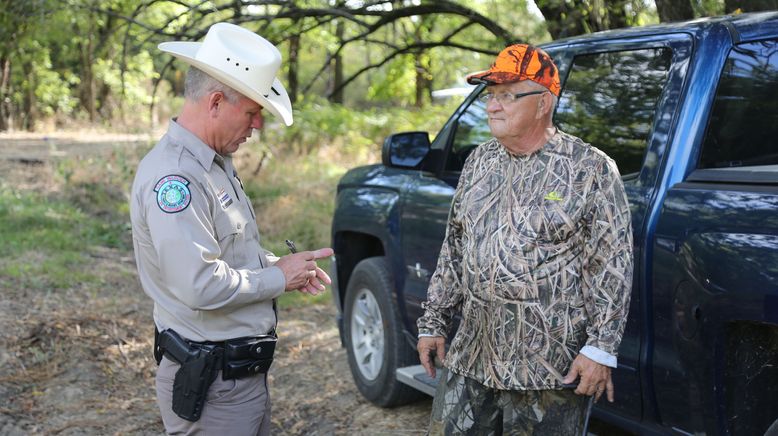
[343,256,424,407]
[766,418,778,436]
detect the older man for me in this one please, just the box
[417,44,633,434]
[130,23,332,434]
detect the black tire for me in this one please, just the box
[343,256,424,407]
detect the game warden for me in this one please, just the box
[130,22,332,435]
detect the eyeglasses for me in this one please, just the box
[477,90,547,105]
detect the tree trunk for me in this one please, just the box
[99,82,112,120]
[0,56,10,131]
[329,19,344,104]
[535,0,588,39]
[725,0,778,12]
[414,52,432,108]
[22,60,35,131]
[287,32,300,104]
[79,35,97,123]
[538,0,648,37]
[601,0,630,30]
[73,9,100,124]
[655,0,695,22]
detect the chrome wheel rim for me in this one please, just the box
[350,287,385,381]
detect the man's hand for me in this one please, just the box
[275,248,333,295]
[562,353,614,403]
[417,336,446,378]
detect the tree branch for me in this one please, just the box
[328,38,497,98]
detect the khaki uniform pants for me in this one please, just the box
[429,368,588,436]
[156,356,271,435]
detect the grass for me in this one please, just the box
[276,287,333,309]
[0,187,128,290]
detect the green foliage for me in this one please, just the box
[94,50,158,123]
[0,0,655,132]
[693,0,726,16]
[16,40,79,117]
[367,55,417,104]
[3,11,81,127]
[262,96,462,157]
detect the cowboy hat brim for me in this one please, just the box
[159,41,293,126]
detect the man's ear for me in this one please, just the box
[536,92,553,119]
[207,92,224,117]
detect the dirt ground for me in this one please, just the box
[0,272,432,435]
[0,135,432,435]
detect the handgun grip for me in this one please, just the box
[158,329,199,364]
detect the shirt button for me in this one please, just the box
[237,223,242,229]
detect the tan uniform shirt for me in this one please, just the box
[417,131,633,390]
[130,120,285,342]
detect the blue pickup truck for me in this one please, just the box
[330,12,778,436]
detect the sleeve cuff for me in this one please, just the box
[239,266,286,300]
[580,345,617,368]
[265,250,280,265]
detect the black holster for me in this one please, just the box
[157,329,220,422]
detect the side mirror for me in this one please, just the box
[381,131,430,169]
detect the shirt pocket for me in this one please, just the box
[213,208,249,265]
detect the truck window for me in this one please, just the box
[446,98,490,171]
[555,48,673,178]
[699,39,778,169]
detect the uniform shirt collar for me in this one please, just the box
[167,118,219,171]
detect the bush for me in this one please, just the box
[262,96,461,158]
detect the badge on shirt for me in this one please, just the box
[154,175,191,213]
[217,187,233,209]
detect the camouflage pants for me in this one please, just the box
[428,368,588,436]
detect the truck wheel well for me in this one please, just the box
[334,231,385,308]
[723,321,778,435]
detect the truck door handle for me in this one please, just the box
[407,262,430,279]
[656,236,679,253]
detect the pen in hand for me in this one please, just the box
[285,239,298,254]
[278,239,334,294]
[285,239,319,294]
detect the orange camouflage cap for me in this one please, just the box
[466,44,561,96]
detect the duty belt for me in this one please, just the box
[154,327,277,379]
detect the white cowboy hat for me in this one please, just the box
[159,22,293,126]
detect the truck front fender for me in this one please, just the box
[331,185,404,310]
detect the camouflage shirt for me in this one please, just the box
[417,131,633,390]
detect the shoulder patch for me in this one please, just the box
[154,175,191,213]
